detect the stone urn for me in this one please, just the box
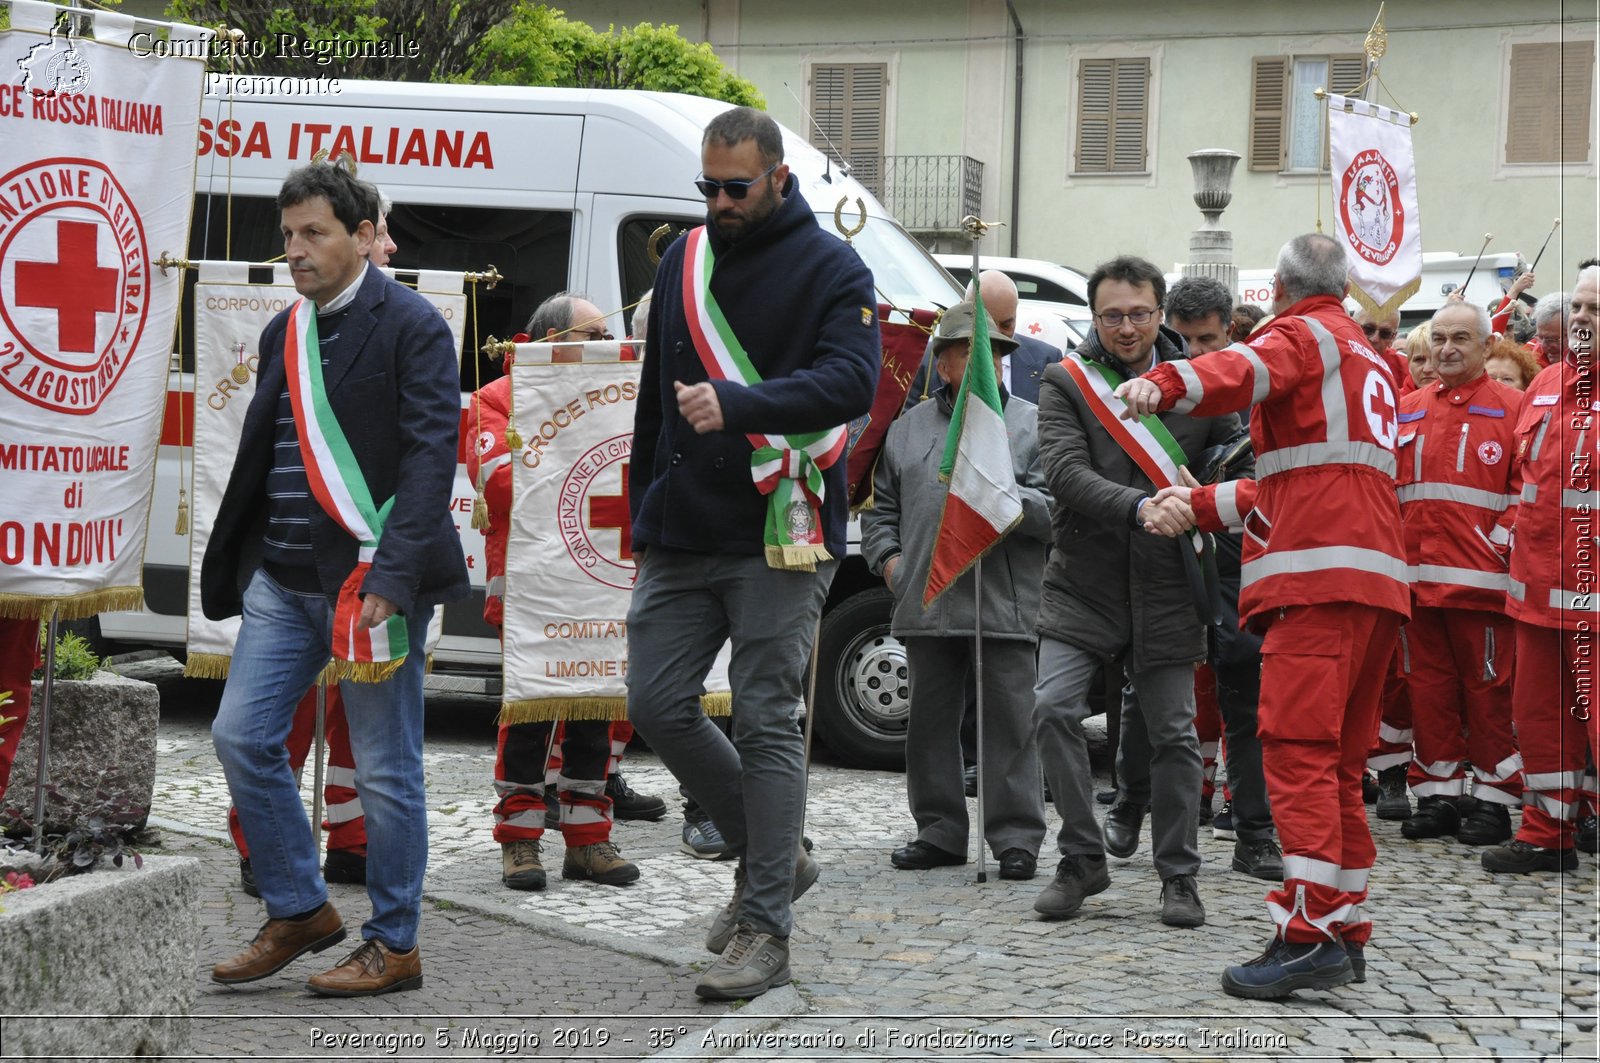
[1188,148,1242,229]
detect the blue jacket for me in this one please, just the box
[201,266,470,620]
[630,175,881,557]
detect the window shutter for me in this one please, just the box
[1113,59,1150,172]
[810,63,886,194]
[1249,56,1288,172]
[810,65,847,162]
[1559,40,1595,163]
[1322,54,1368,170]
[1076,58,1148,173]
[1506,43,1579,164]
[1076,59,1112,172]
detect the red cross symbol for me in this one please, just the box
[1028,321,1043,335]
[1367,382,1396,440]
[15,220,119,354]
[588,462,632,559]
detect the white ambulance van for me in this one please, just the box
[98,78,959,767]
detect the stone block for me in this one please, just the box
[2,671,159,834]
[0,855,200,1060]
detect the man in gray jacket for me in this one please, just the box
[1030,256,1242,927]
[863,300,1051,880]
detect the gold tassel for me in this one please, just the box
[701,691,733,717]
[0,588,142,621]
[175,489,190,536]
[764,544,832,572]
[497,697,628,725]
[328,657,407,684]
[505,421,523,452]
[470,492,490,531]
[183,653,232,679]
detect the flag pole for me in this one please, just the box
[965,216,989,885]
[311,681,327,860]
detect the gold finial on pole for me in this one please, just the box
[464,265,503,290]
[155,252,192,275]
[481,335,516,362]
[960,215,1004,241]
[647,223,677,266]
[834,196,867,243]
[1364,3,1388,63]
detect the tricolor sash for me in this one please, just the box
[284,299,409,682]
[681,226,847,571]
[1061,353,1190,491]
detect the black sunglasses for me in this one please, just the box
[694,162,778,200]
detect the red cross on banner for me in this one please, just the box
[15,220,118,353]
[587,462,632,559]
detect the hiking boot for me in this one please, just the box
[500,839,546,891]
[607,772,667,821]
[694,925,791,1000]
[1481,838,1578,874]
[1375,766,1412,821]
[1578,815,1600,855]
[562,840,641,886]
[1101,802,1147,860]
[682,815,735,860]
[1032,854,1110,919]
[1231,837,1285,881]
[1221,936,1353,999]
[239,857,259,899]
[1457,802,1512,846]
[706,844,818,955]
[1211,800,1236,840]
[1400,797,1459,839]
[323,848,367,885]
[1159,873,1205,928]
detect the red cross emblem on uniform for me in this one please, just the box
[1362,369,1398,447]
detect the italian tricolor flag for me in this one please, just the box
[923,299,1023,606]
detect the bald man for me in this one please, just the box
[907,270,1058,407]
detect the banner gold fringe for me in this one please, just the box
[701,691,732,717]
[765,544,833,572]
[325,657,405,684]
[183,652,231,679]
[0,588,143,621]
[496,691,732,725]
[1348,275,1422,323]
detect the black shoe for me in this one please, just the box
[997,848,1037,880]
[239,857,260,899]
[607,772,668,821]
[1578,815,1600,855]
[1375,766,1412,821]
[1220,936,1354,999]
[1346,942,1366,983]
[1231,837,1284,880]
[1481,838,1579,873]
[1211,800,1236,840]
[1159,873,1205,928]
[1033,853,1110,918]
[890,839,965,870]
[1361,772,1379,805]
[1095,788,1117,805]
[323,849,367,885]
[1101,802,1147,859]
[963,763,977,798]
[1456,802,1512,846]
[1400,797,1459,839]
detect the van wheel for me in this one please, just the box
[812,588,907,770]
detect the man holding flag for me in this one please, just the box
[862,298,1050,880]
[1029,256,1240,928]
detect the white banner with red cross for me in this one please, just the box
[0,2,210,618]
[500,356,731,723]
[1328,94,1423,319]
[184,262,467,677]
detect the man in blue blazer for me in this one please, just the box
[904,270,1060,408]
[204,162,468,997]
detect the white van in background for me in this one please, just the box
[97,79,960,767]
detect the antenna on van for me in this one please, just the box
[785,81,850,184]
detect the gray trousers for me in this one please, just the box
[1032,637,1201,879]
[625,548,833,938]
[904,637,1046,858]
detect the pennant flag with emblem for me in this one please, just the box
[923,298,1022,606]
[1328,93,1423,319]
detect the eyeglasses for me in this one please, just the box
[694,162,779,200]
[1093,308,1156,327]
[1362,323,1398,340]
[569,327,613,341]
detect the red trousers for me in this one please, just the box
[1404,606,1520,804]
[228,685,366,858]
[492,719,628,846]
[0,618,39,800]
[1512,621,1600,849]
[1194,663,1227,802]
[1366,639,1413,772]
[1258,603,1401,946]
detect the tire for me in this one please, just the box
[812,588,908,770]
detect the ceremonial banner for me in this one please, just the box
[0,2,210,618]
[185,263,467,676]
[500,357,730,722]
[1328,94,1422,319]
[846,306,939,510]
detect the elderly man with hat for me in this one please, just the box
[861,299,1052,879]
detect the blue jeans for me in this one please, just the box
[212,569,432,950]
[626,548,832,938]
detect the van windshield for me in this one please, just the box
[818,214,962,313]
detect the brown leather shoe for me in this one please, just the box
[306,938,423,996]
[211,902,345,985]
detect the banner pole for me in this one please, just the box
[30,608,58,855]
[310,682,326,859]
[800,617,822,844]
[973,557,988,884]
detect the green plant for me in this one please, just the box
[32,629,99,682]
[0,769,146,875]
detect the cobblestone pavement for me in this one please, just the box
[132,663,1597,1061]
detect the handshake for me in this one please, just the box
[1141,466,1201,537]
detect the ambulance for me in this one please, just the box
[99,78,960,768]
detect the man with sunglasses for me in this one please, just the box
[626,107,879,1001]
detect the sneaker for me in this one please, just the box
[1220,936,1354,999]
[1211,801,1236,840]
[1101,801,1147,860]
[323,848,367,885]
[1231,837,1285,880]
[1578,815,1600,855]
[682,817,735,860]
[1032,854,1110,919]
[694,925,791,1001]
[1375,766,1412,821]
[239,857,260,899]
[1481,838,1579,874]
[1456,802,1512,846]
[607,772,667,822]
[500,839,546,891]
[1159,873,1205,927]
[706,844,818,955]
[562,840,641,886]
[1400,796,1459,840]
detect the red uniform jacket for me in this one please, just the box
[1146,294,1410,626]
[1508,357,1600,630]
[1394,372,1523,613]
[466,374,514,627]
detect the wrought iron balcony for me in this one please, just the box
[877,155,984,236]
